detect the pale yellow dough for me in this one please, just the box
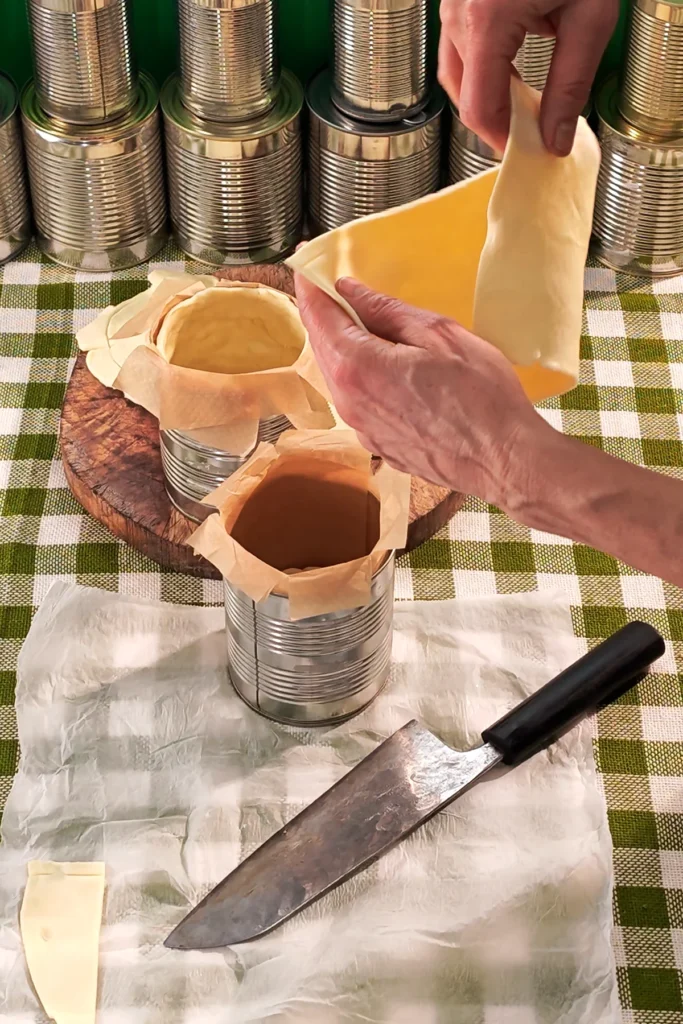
[287,79,601,402]
[20,861,105,1024]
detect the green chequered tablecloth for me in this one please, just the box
[1,241,682,1020]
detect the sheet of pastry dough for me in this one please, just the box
[287,79,600,402]
[20,861,105,1024]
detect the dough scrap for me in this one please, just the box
[20,861,105,1024]
[288,79,601,402]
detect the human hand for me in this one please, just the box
[294,275,550,510]
[438,0,618,156]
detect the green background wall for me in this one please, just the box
[1,0,629,99]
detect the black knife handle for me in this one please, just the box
[481,621,665,766]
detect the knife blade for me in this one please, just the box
[165,620,664,949]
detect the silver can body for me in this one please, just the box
[178,0,279,123]
[333,0,429,122]
[592,76,683,278]
[513,33,555,90]
[447,105,499,183]
[161,415,291,522]
[162,71,303,266]
[22,74,167,272]
[28,0,136,125]
[620,0,683,136]
[225,552,395,726]
[0,76,31,265]
[308,72,443,233]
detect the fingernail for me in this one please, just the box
[552,120,576,157]
[336,277,363,297]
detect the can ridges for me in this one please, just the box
[620,2,683,134]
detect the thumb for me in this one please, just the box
[336,278,445,349]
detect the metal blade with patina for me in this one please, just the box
[165,720,501,948]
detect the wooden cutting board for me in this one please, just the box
[60,265,465,579]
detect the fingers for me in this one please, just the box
[336,278,450,350]
[437,32,463,105]
[540,0,618,155]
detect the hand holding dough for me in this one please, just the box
[288,79,600,403]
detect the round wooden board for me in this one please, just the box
[60,264,466,579]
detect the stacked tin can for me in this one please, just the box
[21,0,166,270]
[163,0,303,265]
[307,0,443,233]
[592,0,683,277]
[447,33,555,184]
[0,74,32,265]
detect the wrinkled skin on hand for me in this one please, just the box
[438,0,618,155]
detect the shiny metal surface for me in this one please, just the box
[162,71,303,266]
[161,415,291,522]
[332,0,429,122]
[28,0,135,124]
[620,0,683,135]
[447,104,499,183]
[0,75,31,265]
[22,75,167,272]
[178,0,278,122]
[513,33,555,90]
[592,75,683,277]
[165,722,502,948]
[308,72,443,232]
[225,552,395,726]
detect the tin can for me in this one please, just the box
[620,0,683,136]
[592,75,683,278]
[308,72,443,233]
[178,0,279,123]
[513,33,555,90]
[447,104,499,183]
[0,75,31,266]
[225,551,395,726]
[22,74,167,272]
[161,70,303,266]
[161,415,291,522]
[27,0,135,125]
[333,0,429,122]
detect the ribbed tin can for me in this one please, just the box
[308,72,443,233]
[225,551,395,726]
[513,33,555,90]
[620,0,683,135]
[28,0,135,125]
[332,0,429,122]
[22,74,167,272]
[162,70,303,266]
[178,0,279,122]
[447,104,499,183]
[592,76,683,278]
[161,415,291,522]
[0,76,31,266]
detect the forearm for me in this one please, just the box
[503,423,683,586]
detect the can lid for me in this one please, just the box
[22,73,158,140]
[0,73,18,129]
[308,70,445,137]
[161,70,303,139]
[596,73,683,148]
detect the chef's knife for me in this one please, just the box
[166,620,664,949]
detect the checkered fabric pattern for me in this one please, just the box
[1,241,683,1019]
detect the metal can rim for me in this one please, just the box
[308,69,444,139]
[0,73,18,130]
[596,73,683,152]
[635,0,683,24]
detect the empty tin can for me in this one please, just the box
[161,415,291,522]
[22,74,167,272]
[0,75,31,265]
[225,551,395,726]
[513,33,555,90]
[592,76,683,278]
[28,0,136,125]
[333,0,429,122]
[308,71,443,233]
[447,104,499,183]
[620,0,683,136]
[178,0,279,122]
[162,70,303,266]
